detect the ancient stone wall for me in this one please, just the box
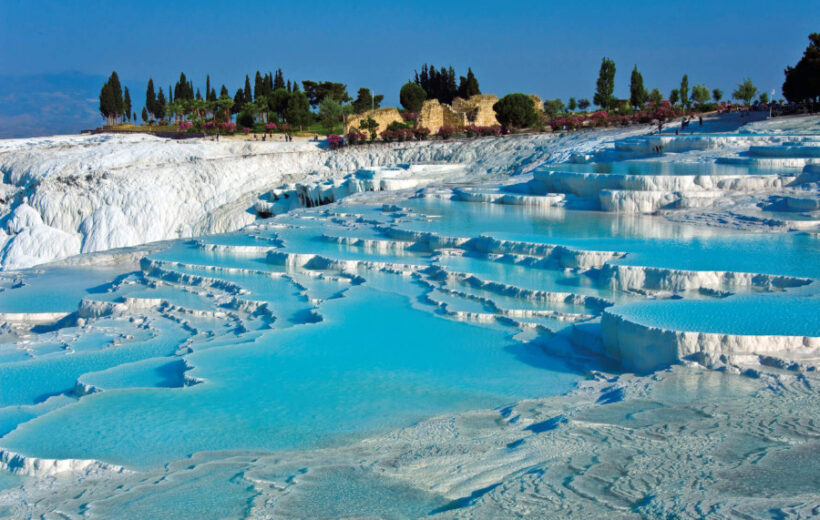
[451,94,500,127]
[344,108,403,135]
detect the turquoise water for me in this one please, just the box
[0,266,129,313]
[610,291,820,336]
[394,200,820,279]
[0,140,818,517]
[560,160,803,176]
[1,287,578,468]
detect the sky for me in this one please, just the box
[0,0,817,136]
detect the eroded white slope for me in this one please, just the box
[0,128,644,270]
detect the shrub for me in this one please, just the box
[399,82,427,113]
[279,123,291,132]
[479,125,502,136]
[397,128,414,141]
[327,134,343,149]
[218,121,236,133]
[387,120,412,131]
[493,93,538,129]
[413,126,431,140]
[179,121,193,131]
[346,129,366,145]
[437,125,455,139]
[242,127,251,134]
[379,129,396,142]
[589,110,608,127]
[265,123,277,132]
[400,112,418,122]
[203,121,216,130]
[237,111,255,129]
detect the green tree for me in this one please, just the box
[578,98,590,111]
[123,87,132,121]
[543,98,565,116]
[782,33,820,104]
[691,84,710,105]
[733,78,758,105]
[493,93,538,129]
[98,81,114,125]
[712,88,723,103]
[302,81,349,107]
[352,88,383,113]
[243,75,253,103]
[155,88,167,120]
[269,88,291,120]
[669,88,680,106]
[232,89,245,115]
[400,82,427,112]
[593,57,616,110]
[629,65,647,109]
[284,91,311,129]
[98,71,123,125]
[216,95,234,122]
[319,97,343,131]
[274,69,286,91]
[359,116,378,141]
[145,79,157,118]
[568,97,577,111]
[680,75,690,108]
[648,88,663,105]
[457,67,481,98]
[141,106,148,123]
[759,92,769,104]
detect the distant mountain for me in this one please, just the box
[0,72,142,139]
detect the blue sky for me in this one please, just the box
[0,0,817,135]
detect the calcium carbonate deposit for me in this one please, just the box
[0,114,818,519]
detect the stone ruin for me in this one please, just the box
[344,94,545,135]
[344,107,403,136]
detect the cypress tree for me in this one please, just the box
[123,87,132,121]
[141,106,148,123]
[680,75,690,108]
[457,67,480,98]
[233,88,245,114]
[206,75,211,101]
[99,79,113,125]
[446,67,457,103]
[629,65,647,109]
[196,88,202,100]
[109,72,123,122]
[145,79,157,118]
[156,88,167,119]
[254,71,264,100]
[244,75,253,101]
[594,57,616,110]
[220,85,229,98]
[274,69,285,91]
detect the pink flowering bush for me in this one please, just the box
[265,123,277,132]
[346,129,366,145]
[217,121,236,133]
[437,125,456,139]
[327,134,343,149]
[380,128,414,142]
[413,126,431,140]
[179,121,193,131]
[400,112,418,122]
[549,115,585,131]
[279,123,291,132]
[203,121,216,130]
[242,127,251,134]
[589,110,608,127]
